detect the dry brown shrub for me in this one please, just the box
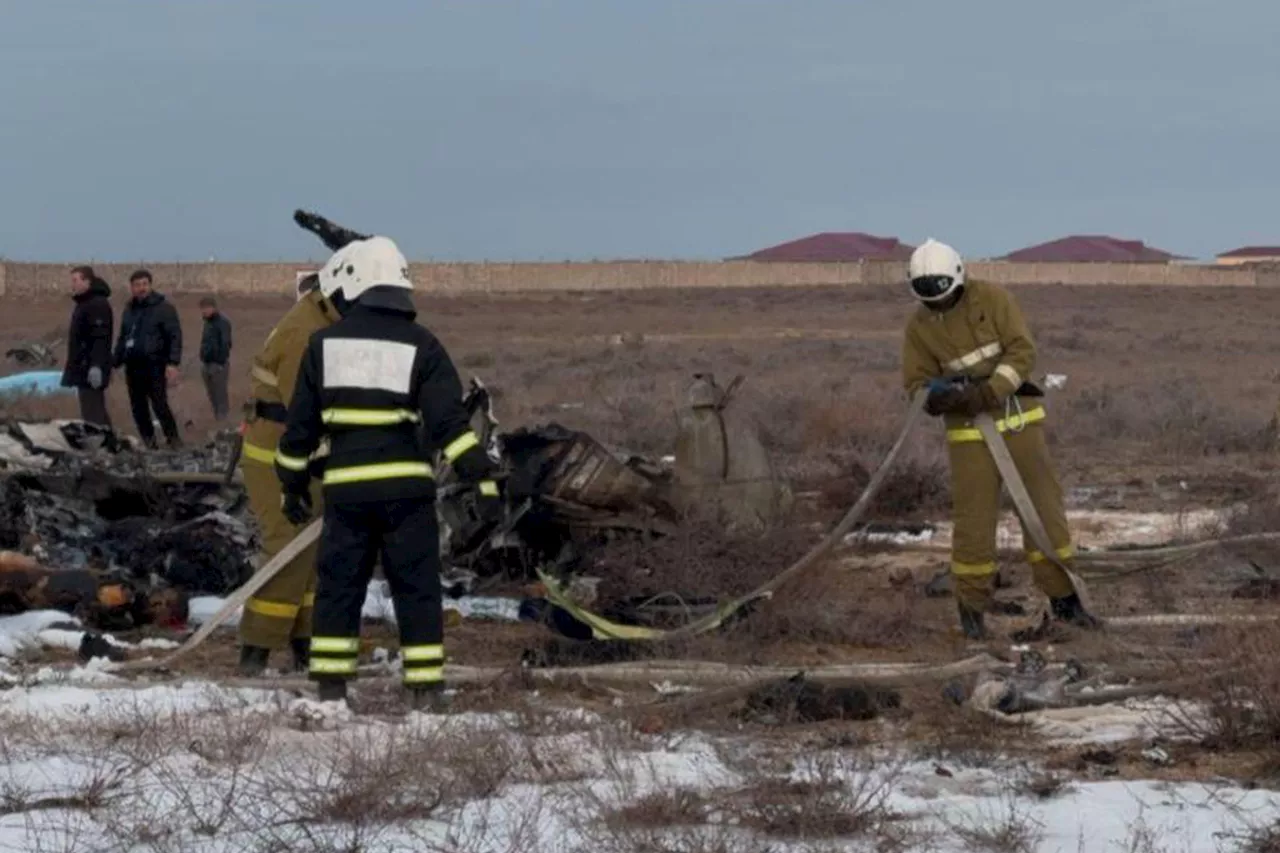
[1173,622,1280,763]
[728,572,920,650]
[603,788,711,832]
[724,772,904,843]
[1056,380,1258,457]
[1232,821,1280,853]
[589,751,912,852]
[907,690,1032,769]
[589,513,814,605]
[815,444,950,518]
[940,778,1044,853]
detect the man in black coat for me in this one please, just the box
[112,270,183,449]
[61,266,115,427]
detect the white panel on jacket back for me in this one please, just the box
[323,338,416,394]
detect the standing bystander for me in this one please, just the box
[60,266,114,428]
[198,296,233,423]
[113,270,183,449]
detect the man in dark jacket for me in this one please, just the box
[61,266,114,427]
[113,270,183,449]
[198,296,233,422]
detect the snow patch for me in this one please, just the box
[870,507,1234,553]
[191,583,523,632]
[0,679,1272,852]
[0,610,84,657]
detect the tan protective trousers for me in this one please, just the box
[947,423,1076,611]
[238,455,323,650]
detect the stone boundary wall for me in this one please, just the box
[0,259,1273,297]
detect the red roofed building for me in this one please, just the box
[734,232,914,262]
[1000,235,1183,263]
[1216,246,1280,266]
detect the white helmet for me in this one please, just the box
[908,238,965,304]
[318,236,412,303]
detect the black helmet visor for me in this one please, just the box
[910,275,955,301]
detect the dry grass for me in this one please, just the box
[940,779,1045,853]
[1173,622,1280,768]
[3,283,1277,493]
[0,693,555,853]
[584,747,913,852]
[1232,822,1280,853]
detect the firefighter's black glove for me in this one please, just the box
[454,480,504,553]
[957,382,1000,417]
[281,490,314,526]
[925,385,965,416]
[925,379,999,418]
[475,479,504,525]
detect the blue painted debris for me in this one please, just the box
[0,371,71,398]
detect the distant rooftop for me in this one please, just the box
[1217,245,1280,259]
[1001,235,1184,263]
[734,232,914,262]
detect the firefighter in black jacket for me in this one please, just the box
[274,236,499,709]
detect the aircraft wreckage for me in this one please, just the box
[0,371,793,648]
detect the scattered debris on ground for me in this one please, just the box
[4,341,59,368]
[0,419,252,631]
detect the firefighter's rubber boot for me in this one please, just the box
[1050,594,1101,629]
[406,686,450,713]
[290,638,310,673]
[957,602,987,641]
[237,645,270,677]
[317,680,348,704]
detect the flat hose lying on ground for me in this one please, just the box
[99,654,1006,694]
[1074,532,1280,563]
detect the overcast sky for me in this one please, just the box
[0,0,1275,262]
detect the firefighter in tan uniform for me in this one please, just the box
[236,276,340,674]
[901,239,1098,639]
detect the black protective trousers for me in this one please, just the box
[123,360,179,444]
[309,496,445,688]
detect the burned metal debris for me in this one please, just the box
[0,420,256,601]
[442,374,790,581]
[5,342,60,369]
[439,374,794,646]
[438,378,683,583]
